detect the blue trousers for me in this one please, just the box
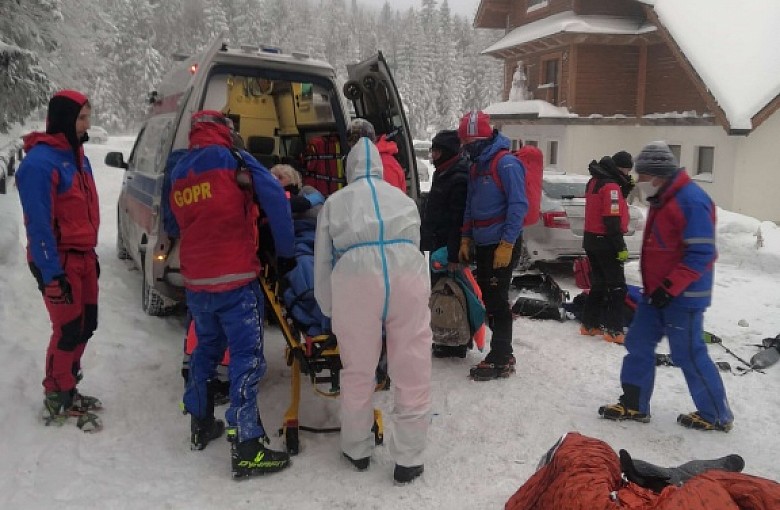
[183,280,267,443]
[621,301,733,425]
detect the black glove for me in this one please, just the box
[96,259,101,279]
[45,275,73,305]
[277,257,297,277]
[649,280,674,308]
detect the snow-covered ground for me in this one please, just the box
[0,136,778,509]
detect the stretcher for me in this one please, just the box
[258,262,385,455]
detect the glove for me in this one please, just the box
[277,257,297,277]
[45,275,73,305]
[649,279,674,308]
[303,191,325,207]
[458,238,472,264]
[616,249,629,263]
[96,259,101,279]
[493,240,515,269]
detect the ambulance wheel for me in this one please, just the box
[141,262,166,316]
[284,426,300,456]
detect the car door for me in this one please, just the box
[344,52,420,202]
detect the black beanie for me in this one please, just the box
[431,130,461,160]
[612,150,633,170]
[635,141,679,177]
[46,90,90,148]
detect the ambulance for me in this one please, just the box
[105,36,420,315]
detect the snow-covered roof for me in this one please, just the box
[484,99,573,118]
[482,11,656,55]
[637,0,780,131]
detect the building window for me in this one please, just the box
[695,146,714,177]
[668,144,682,165]
[539,58,559,105]
[548,141,558,165]
[525,140,538,147]
[527,0,548,13]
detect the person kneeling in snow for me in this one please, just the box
[314,137,432,484]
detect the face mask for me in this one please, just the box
[463,140,487,160]
[636,180,661,198]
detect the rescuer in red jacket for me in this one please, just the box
[580,152,634,344]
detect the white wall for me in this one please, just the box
[496,122,780,219]
[733,113,780,222]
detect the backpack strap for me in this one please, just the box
[469,149,513,229]
[488,149,510,194]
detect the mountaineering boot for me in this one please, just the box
[71,389,103,412]
[393,464,424,484]
[677,411,733,432]
[343,452,370,471]
[469,355,516,381]
[432,344,468,358]
[580,325,601,337]
[603,330,625,345]
[598,402,650,423]
[191,416,225,450]
[231,436,291,479]
[42,391,102,432]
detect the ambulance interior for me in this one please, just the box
[202,71,347,194]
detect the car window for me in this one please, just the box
[543,181,587,199]
[129,115,175,175]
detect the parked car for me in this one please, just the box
[519,173,644,269]
[105,36,421,315]
[88,126,109,144]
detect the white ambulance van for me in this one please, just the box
[105,36,420,315]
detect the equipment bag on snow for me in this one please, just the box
[429,276,472,346]
[511,272,569,321]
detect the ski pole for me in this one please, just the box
[709,336,764,373]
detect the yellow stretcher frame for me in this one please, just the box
[258,265,384,455]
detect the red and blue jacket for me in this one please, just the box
[641,170,716,308]
[16,132,100,284]
[166,127,294,293]
[462,133,528,246]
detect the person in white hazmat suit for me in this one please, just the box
[314,137,432,485]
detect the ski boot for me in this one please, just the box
[579,325,601,337]
[191,416,225,450]
[229,430,291,479]
[603,330,625,345]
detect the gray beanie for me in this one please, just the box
[347,118,376,143]
[635,141,679,177]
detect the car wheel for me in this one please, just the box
[141,260,167,316]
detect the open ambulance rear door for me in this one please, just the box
[344,52,420,202]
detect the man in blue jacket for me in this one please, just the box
[599,141,733,432]
[457,111,528,381]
